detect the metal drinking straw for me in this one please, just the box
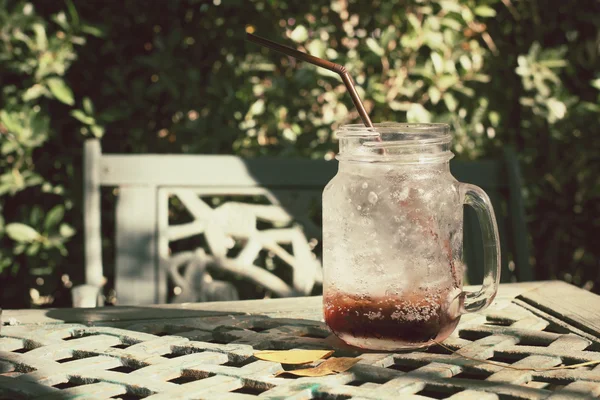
[246,33,373,128]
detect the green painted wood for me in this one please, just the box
[100,154,338,188]
[503,147,532,281]
[452,149,531,283]
[82,140,104,295]
[115,186,163,305]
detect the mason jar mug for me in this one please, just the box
[322,123,501,350]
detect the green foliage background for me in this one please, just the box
[1,0,598,307]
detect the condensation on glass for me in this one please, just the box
[322,123,501,350]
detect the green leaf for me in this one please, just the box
[431,52,444,74]
[26,242,41,256]
[591,79,600,91]
[70,35,86,46]
[0,183,13,196]
[519,97,535,107]
[14,243,26,255]
[428,86,441,104]
[307,40,326,58]
[443,93,458,112]
[461,7,474,22]
[23,3,33,15]
[6,223,41,243]
[407,14,421,31]
[582,101,600,112]
[459,55,472,71]
[1,140,18,155]
[437,75,459,90]
[389,101,412,111]
[65,0,80,26]
[472,74,491,83]
[56,243,68,256]
[366,38,384,56]
[32,23,48,51]
[52,11,69,30]
[425,15,440,31]
[31,207,43,226]
[82,24,105,37]
[25,174,43,188]
[439,1,463,13]
[47,78,75,105]
[441,17,462,31]
[248,99,265,116]
[539,60,567,68]
[290,25,308,42]
[90,125,104,138]
[474,6,497,18]
[547,98,566,122]
[489,111,500,127]
[454,85,475,97]
[407,103,432,123]
[44,205,65,231]
[59,223,75,238]
[380,26,396,48]
[83,97,94,114]
[70,109,95,125]
[0,111,21,134]
[22,84,50,102]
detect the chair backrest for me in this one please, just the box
[84,139,335,305]
[84,140,530,305]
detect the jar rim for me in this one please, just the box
[335,122,453,164]
[336,122,451,145]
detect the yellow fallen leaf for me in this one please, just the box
[254,349,334,365]
[276,357,360,377]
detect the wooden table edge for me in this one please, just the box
[1,281,594,329]
[516,280,600,339]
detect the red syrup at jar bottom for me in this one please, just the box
[324,288,463,350]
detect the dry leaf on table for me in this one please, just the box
[254,349,334,364]
[276,357,360,377]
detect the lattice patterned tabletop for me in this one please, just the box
[1,281,600,400]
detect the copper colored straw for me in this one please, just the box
[246,33,373,128]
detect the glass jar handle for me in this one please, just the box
[459,183,501,313]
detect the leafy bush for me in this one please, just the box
[0,1,103,306]
[0,0,598,307]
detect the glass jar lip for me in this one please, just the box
[336,122,451,145]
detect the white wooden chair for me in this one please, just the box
[74,139,334,307]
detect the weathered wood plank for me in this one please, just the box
[545,380,600,399]
[115,186,162,305]
[143,375,243,400]
[447,390,499,400]
[0,375,60,398]
[100,155,337,188]
[83,140,104,288]
[518,280,600,339]
[38,382,126,400]
[157,188,169,306]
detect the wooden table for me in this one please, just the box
[1,281,600,399]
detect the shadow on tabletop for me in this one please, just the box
[41,306,244,326]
